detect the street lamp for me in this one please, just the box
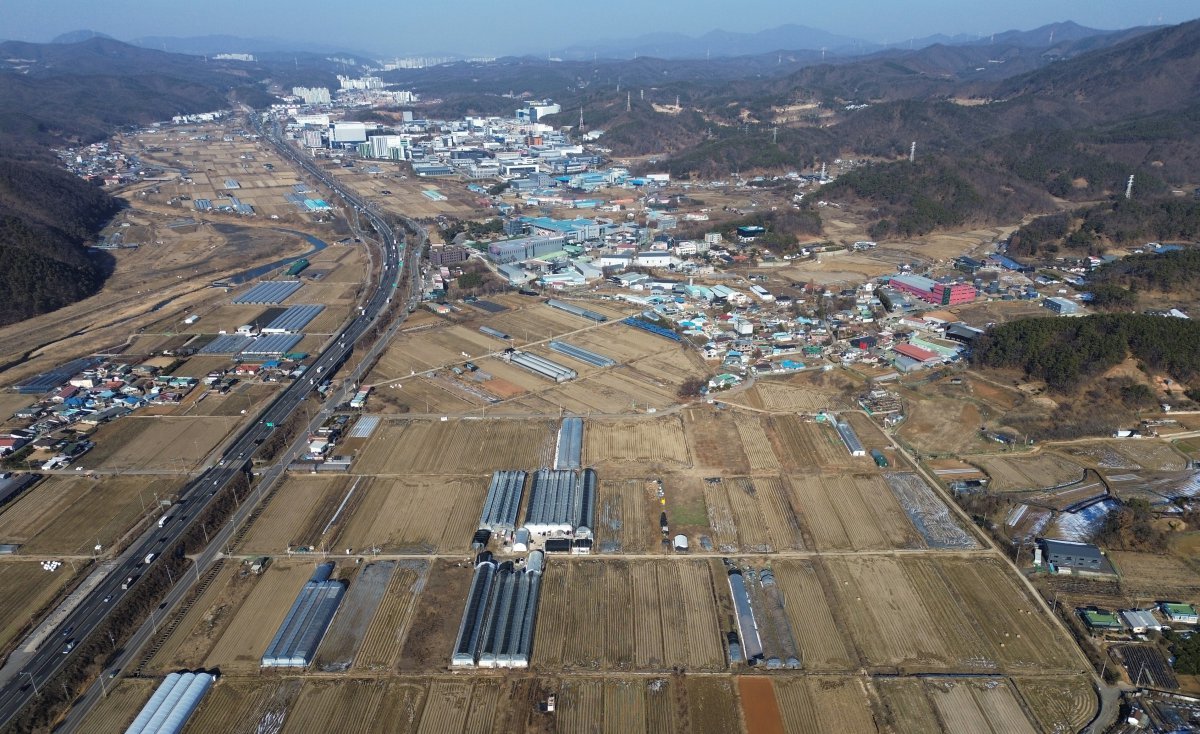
[19,671,38,696]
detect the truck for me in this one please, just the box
[122,575,137,590]
[144,553,157,564]
[157,509,175,528]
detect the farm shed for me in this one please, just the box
[260,563,346,667]
[834,418,866,456]
[451,552,544,668]
[1120,609,1164,633]
[479,470,527,532]
[548,340,616,368]
[1080,608,1124,631]
[554,417,584,470]
[1160,602,1198,624]
[1040,539,1104,573]
[125,671,214,734]
[727,571,764,664]
[508,351,577,382]
[545,298,608,322]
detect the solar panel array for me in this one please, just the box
[233,281,302,304]
[264,305,324,332]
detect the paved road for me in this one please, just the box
[0,110,421,728]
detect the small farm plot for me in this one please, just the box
[281,679,421,734]
[897,395,990,455]
[204,562,314,672]
[974,453,1086,491]
[772,560,858,671]
[183,678,305,734]
[353,418,556,475]
[785,472,922,551]
[924,678,1039,734]
[534,559,725,671]
[1110,551,1200,602]
[556,677,677,734]
[356,560,428,671]
[77,678,158,734]
[766,415,873,470]
[584,416,691,472]
[772,676,877,734]
[370,375,480,415]
[0,561,79,653]
[486,305,595,344]
[883,472,978,549]
[876,678,943,734]
[83,416,241,471]
[1110,440,1191,471]
[397,560,475,672]
[1012,675,1098,734]
[146,562,238,673]
[745,381,848,413]
[0,475,183,555]
[314,561,396,672]
[238,475,351,553]
[334,476,488,554]
[738,676,785,734]
[596,479,661,553]
[734,413,782,473]
[686,678,743,734]
[686,407,751,474]
[703,477,806,552]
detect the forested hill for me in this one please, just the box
[971,314,1200,391]
[0,159,119,326]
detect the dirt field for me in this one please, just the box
[315,561,395,672]
[555,677,676,734]
[397,560,474,672]
[786,473,921,550]
[282,678,422,734]
[334,476,488,554]
[974,453,1086,491]
[0,475,183,555]
[0,561,79,653]
[535,559,725,671]
[773,676,877,734]
[82,416,241,471]
[238,475,352,553]
[181,678,306,734]
[77,678,157,733]
[204,561,314,672]
[686,677,743,734]
[1013,675,1098,734]
[353,419,556,474]
[703,477,807,552]
[584,416,691,473]
[925,678,1038,734]
[145,561,237,673]
[686,407,751,474]
[897,394,992,456]
[765,415,874,470]
[1110,551,1200,603]
[596,479,660,553]
[738,677,785,734]
[357,561,428,671]
[876,677,942,733]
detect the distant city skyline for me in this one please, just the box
[5,0,1198,57]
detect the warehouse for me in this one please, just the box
[547,341,616,368]
[479,326,511,341]
[524,468,596,538]
[727,571,764,664]
[508,351,577,382]
[262,305,324,333]
[545,298,608,322]
[261,563,345,668]
[233,280,303,305]
[834,418,866,457]
[479,470,527,532]
[126,671,214,734]
[888,274,975,306]
[554,417,583,470]
[450,552,544,668]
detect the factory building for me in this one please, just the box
[479,470,527,532]
[125,671,214,734]
[524,468,595,538]
[451,552,544,668]
[1043,296,1080,315]
[888,274,976,306]
[261,563,345,668]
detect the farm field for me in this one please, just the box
[334,476,488,554]
[397,560,474,672]
[0,475,183,555]
[356,561,428,671]
[975,453,1086,491]
[686,407,751,474]
[772,554,1084,671]
[744,380,847,412]
[765,415,873,470]
[702,476,806,552]
[76,678,157,733]
[1013,675,1098,734]
[1066,440,1191,472]
[353,418,555,474]
[686,678,743,734]
[179,678,305,734]
[0,561,80,654]
[238,475,351,553]
[596,479,660,553]
[81,415,241,471]
[738,676,785,734]
[584,415,691,472]
[556,677,678,734]
[314,560,396,672]
[534,559,725,671]
[925,678,1038,734]
[203,561,314,672]
[282,679,421,734]
[145,561,238,673]
[773,676,877,734]
[897,394,991,455]
[1110,551,1200,602]
[786,472,922,551]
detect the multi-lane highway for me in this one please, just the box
[0,111,421,727]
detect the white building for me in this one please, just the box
[367,135,411,160]
[292,87,331,105]
[337,75,384,90]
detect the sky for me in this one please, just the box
[5,0,1198,56]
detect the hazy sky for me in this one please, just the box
[5,0,1198,56]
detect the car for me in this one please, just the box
[62,640,75,654]
[61,626,74,637]
[102,594,112,603]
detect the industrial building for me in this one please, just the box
[834,418,866,457]
[523,468,595,538]
[1039,539,1105,573]
[547,341,616,368]
[545,299,608,322]
[261,563,345,668]
[727,571,764,665]
[1043,296,1080,315]
[262,305,324,333]
[125,671,215,734]
[888,274,975,306]
[487,236,566,264]
[479,470,527,532]
[451,552,544,668]
[233,281,303,305]
[555,417,583,470]
[508,351,577,382]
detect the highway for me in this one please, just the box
[0,110,422,727]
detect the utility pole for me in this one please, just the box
[1125,175,1135,200]
[910,141,917,163]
